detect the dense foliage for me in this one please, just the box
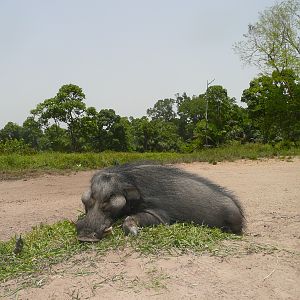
[1,72,299,154]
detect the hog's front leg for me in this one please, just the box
[122,210,169,236]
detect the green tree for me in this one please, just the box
[80,108,130,152]
[176,93,206,142]
[224,105,249,143]
[22,117,43,149]
[55,84,86,151]
[234,0,300,75]
[191,120,218,150]
[31,84,86,151]
[78,106,98,151]
[95,109,121,151]
[150,119,183,152]
[175,87,241,148]
[205,85,237,145]
[0,122,23,141]
[39,125,71,151]
[147,98,176,122]
[109,117,131,151]
[241,69,300,142]
[129,117,154,152]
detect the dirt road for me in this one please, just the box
[1,159,299,299]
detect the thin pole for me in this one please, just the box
[205,78,215,146]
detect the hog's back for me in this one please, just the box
[123,165,243,229]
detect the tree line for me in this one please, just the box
[0,0,299,153]
[1,69,299,153]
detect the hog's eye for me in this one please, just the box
[103,193,115,203]
[101,202,109,211]
[101,194,115,211]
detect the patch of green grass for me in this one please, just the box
[130,223,237,254]
[0,143,299,179]
[0,221,79,281]
[0,152,181,180]
[0,221,238,282]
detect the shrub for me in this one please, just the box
[0,139,35,155]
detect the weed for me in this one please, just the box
[66,289,82,300]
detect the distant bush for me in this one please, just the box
[0,139,35,155]
[274,140,297,150]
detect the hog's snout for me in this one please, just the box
[76,217,112,242]
[77,231,100,242]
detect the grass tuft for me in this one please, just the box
[0,221,239,282]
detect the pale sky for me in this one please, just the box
[0,0,278,128]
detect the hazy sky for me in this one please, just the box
[0,0,278,128]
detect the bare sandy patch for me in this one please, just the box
[1,158,299,299]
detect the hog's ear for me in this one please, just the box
[81,189,92,203]
[124,185,140,201]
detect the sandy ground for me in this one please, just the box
[0,159,299,299]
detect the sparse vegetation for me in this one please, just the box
[0,143,299,179]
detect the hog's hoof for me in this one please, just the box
[123,216,139,236]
